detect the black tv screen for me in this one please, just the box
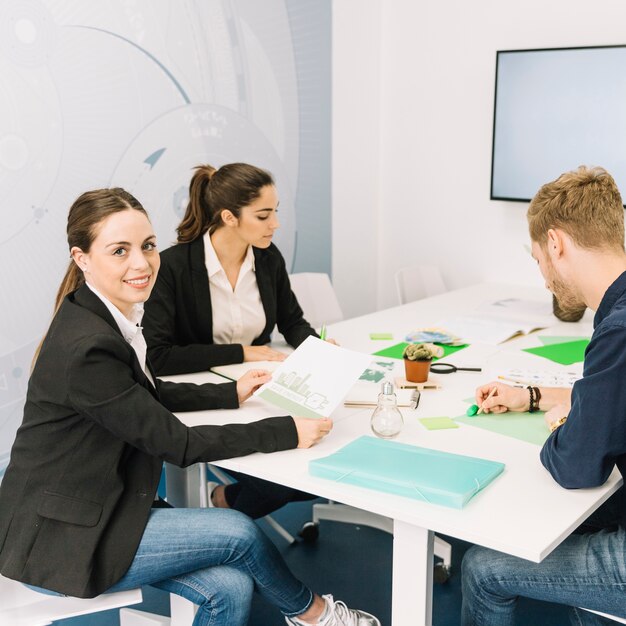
[491,44,626,204]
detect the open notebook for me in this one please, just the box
[309,436,505,509]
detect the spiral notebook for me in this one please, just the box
[309,436,505,509]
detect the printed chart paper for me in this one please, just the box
[254,336,373,419]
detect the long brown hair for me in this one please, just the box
[33,188,147,366]
[176,163,274,243]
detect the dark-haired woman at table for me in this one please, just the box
[143,163,328,518]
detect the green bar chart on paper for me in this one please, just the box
[523,338,589,365]
[456,410,550,446]
[373,342,469,360]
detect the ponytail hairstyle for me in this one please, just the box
[176,163,274,243]
[33,188,147,367]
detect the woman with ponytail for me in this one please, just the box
[143,163,325,518]
[0,188,379,626]
[143,162,320,376]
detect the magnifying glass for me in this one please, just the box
[429,363,482,374]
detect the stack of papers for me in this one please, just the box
[404,328,462,345]
[438,297,554,344]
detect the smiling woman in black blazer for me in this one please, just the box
[143,163,323,518]
[0,188,379,626]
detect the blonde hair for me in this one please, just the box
[527,166,625,252]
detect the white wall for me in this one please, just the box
[332,0,382,319]
[333,0,626,314]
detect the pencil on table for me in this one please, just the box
[498,375,530,385]
[477,386,497,415]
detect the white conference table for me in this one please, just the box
[165,283,622,626]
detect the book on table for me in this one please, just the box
[437,297,554,344]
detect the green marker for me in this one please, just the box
[319,324,327,341]
[466,404,479,417]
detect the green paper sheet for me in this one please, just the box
[523,338,589,365]
[370,332,394,340]
[456,410,550,446]
[373,342,469,360]
[538,335,590,346]
[419,417,459,430]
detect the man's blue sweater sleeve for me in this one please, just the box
[540,322,626,488]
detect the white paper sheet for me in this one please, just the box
[253,336,373,418]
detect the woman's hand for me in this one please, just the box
[293,417,333,448]
[475,381,529,414]
[236,370,272,404]
[242,346,286,362]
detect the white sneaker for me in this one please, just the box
[206,481,219,508]
[285,594,381,626]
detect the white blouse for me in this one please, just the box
[203,232,266,346]
[85,282,155,387]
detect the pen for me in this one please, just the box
[319,323,327,341]
[498,375,530,385]
[477,386,497,415]
[410,390,421,410]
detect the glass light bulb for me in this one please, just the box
[370,384,404,439]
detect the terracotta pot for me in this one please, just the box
[404,358,431,383]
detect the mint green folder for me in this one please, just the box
[309,436,505,509]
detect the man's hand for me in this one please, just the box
[475,381,529,413]
[544,403,570,431]
[293,417,333,448]
[236,370,272,404]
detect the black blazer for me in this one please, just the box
[0,286,297,598]
[143,238,317,375]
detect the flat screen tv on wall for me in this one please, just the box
[491,44,626,205]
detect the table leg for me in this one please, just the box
[165,464,202,508]
[392,520,434,626]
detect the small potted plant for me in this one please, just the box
[403,343,437,383]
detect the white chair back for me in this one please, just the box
[394,265,446,305]
[288,273,344,329]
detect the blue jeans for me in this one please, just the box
[105,508,313,626]
[461,494,626,625]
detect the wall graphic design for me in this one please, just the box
[0,0,331,473]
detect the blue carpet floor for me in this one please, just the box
[53,498,573,626]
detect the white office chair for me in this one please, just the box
[288,272,344,328]
[289,273,452,581]
[394,265,447,305]
[0,573,142,626]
